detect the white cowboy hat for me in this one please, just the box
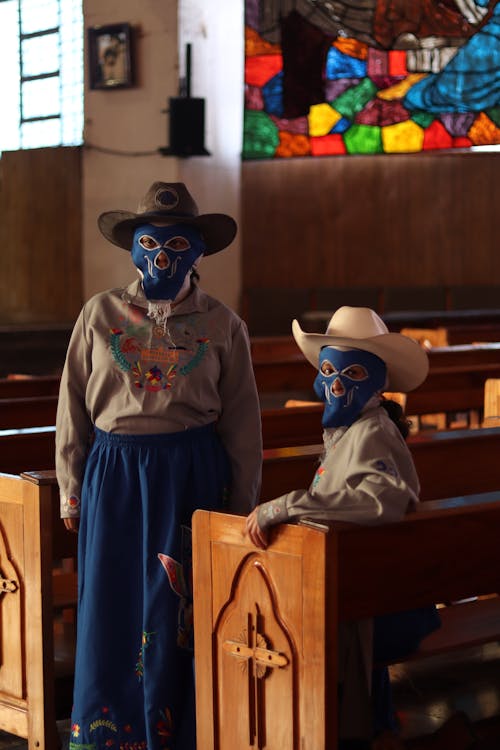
[293,306,429,392]
[98,182,237,254]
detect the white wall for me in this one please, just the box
[177,0,244,312]
[82,0,244,312]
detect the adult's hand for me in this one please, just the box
[64,517,79,533]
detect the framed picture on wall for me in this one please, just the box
[88,23,133,90]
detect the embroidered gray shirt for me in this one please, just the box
[56,280,262,517]
[257,406,420,529]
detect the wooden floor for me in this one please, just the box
[1,643,500,749]
[394,641,500,748]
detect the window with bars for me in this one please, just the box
[0,0,83,154]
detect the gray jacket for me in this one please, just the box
[258,405,420,529]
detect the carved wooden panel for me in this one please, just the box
[193,511,334,750]
[0,505,24,699]
[214,555,297,749]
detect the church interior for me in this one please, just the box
[1,0,500,748]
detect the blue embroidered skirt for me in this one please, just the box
[70,423,230,750]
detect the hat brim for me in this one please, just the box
[98,210,237,255]
[292,319,429,392]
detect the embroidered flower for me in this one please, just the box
[312,466,326,489]
[135,631,156,680]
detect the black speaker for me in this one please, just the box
[167,96,210,157]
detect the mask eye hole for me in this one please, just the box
[320,360,337,376]
[138,235,161,250]
[342,365,368,381]
[164,236,191,252]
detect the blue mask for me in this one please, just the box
[313,347,387,428]
[131,223,205,301]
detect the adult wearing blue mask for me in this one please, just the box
[56,182,262,750]
[246,306,439,749]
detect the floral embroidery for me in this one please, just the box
[158,527,194,650]
[90,719,118,733]
[135,631,156,680]
[180,338,209,375]
[312,466,326,488]
[63,495,81,516]
[110,329,132,372]
[70,707,149,750]
[109,315,210,391]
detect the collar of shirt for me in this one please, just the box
[122,278,210,316]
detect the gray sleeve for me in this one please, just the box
[56,307,94,518]
[257,422,418,528]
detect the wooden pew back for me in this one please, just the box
[0,427,56,474]
[1,424,500,506]
[0,395,58,429]
[0,470,77,749]
[192,497,500,749]
[0,375,60,398]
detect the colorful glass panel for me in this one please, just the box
[243,0,500,158]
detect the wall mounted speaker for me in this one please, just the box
[164,96,210,157]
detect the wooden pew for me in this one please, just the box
[252,338,500,369]
[260,426,500,502]
[3,340,500,401]
[2,340,500,427]
[261,344,500,447]
[0,427,56,474]
[0,375,60,399]
[0,470,77,750]
[192,497,500,749]
[1,423,500,505]
[0,440,497,749]
[0,395,58,429]
[253,341,500,405]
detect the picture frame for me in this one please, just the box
[88,23,133,90]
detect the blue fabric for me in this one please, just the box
[70,423,230,750]
[131,223,204,301]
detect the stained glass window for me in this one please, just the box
[243,0,500,158]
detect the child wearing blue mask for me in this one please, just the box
[56,182,262,750]
[246,306,440,750]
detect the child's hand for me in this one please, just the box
[245,508,269,549]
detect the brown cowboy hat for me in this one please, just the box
[98,181,237,254]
